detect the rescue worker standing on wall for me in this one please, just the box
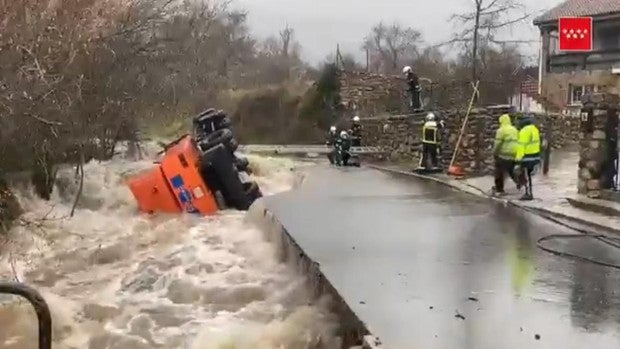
[492,114,520,195]
[515,114,541,201]
[420,112,440,169]
[403,66,422,111]
[326,125,337,164]
[350,116,362,147]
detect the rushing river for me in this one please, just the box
[0,145,338,349]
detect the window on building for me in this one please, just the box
[569,84,600,105]
[549,30,560,55]
[570,85,583,105]
[596,26,620,50]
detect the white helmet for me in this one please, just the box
[330,125,336,132]
[426,112,435,121]
[402,66,412,74]
[340,130,348,138]
[353,116,360,122]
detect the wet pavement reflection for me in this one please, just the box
[264,166,620,349]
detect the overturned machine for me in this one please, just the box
[127,108,262,215]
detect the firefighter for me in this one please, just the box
[492,114,520,195]
[350,116,362,147]
[403,66,422,111]
[326,125,337,164]
[420,112,440,169]
[515,114,541,201]
[335,130,351,166]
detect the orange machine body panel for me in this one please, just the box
[126,167,182,214]
[159,136,219,215]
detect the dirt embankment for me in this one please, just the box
[0,176,21,236]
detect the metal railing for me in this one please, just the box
[0,282,52,349]
[238,144,387,155]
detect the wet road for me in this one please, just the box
[263,166,620,349]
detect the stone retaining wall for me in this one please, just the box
[250,200,377,348]
[339,70,407,119]
[577,93,619,198]
[360,109,580,176]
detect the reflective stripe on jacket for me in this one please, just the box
[515,124,541,161]
[422,121,438,144]
[493,114,518,160]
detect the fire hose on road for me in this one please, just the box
[441,177,620,269]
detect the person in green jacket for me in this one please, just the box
[515,114,541,201]
[492,114,520,195]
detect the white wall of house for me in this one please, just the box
[510,93,544,113]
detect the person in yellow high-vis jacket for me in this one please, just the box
[515,114,541,201]
[492,114,520,195]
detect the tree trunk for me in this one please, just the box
[472,2,481,83]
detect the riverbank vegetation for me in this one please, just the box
[0,0,532,230]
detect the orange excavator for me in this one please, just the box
[126,108,262,215]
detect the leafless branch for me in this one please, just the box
[26,113,63,126]
[70,147,85,218]
[9,252,20,282]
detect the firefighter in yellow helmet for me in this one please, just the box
[419,112,440,169]
[515,114,541,201]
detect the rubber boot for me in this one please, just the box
[491,186,506,196]
[520,186,533,201]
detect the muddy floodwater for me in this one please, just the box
[0,146,338,349]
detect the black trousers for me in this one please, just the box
[327,150,335,164]
[337,150,350,166]
[494,158,516,192]
[351,137,361,147]
[519,160,539,197]
[409,89,421,110]
[421,143,438,168]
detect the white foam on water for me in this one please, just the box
[0,144,337,349]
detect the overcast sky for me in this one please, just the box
[234,0,563,65]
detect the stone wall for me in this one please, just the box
[577,93,619,198]
[361,109,581,176]
[338,70,408,119]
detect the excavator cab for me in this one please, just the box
[126,108,262,215]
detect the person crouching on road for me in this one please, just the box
[515,114,541,201]
[326,125,337,164]
[420,112,440,169]
[492,114,520,195]
[350,116,363,147]
[335,130,351,166]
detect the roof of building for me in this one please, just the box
[534,0,620,25]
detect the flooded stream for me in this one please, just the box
[0,146,337,349]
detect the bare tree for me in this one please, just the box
[363,22,422,74]
[450,0,530,81]
[280,25,294,57]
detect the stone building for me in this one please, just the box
[534,0,620,115]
